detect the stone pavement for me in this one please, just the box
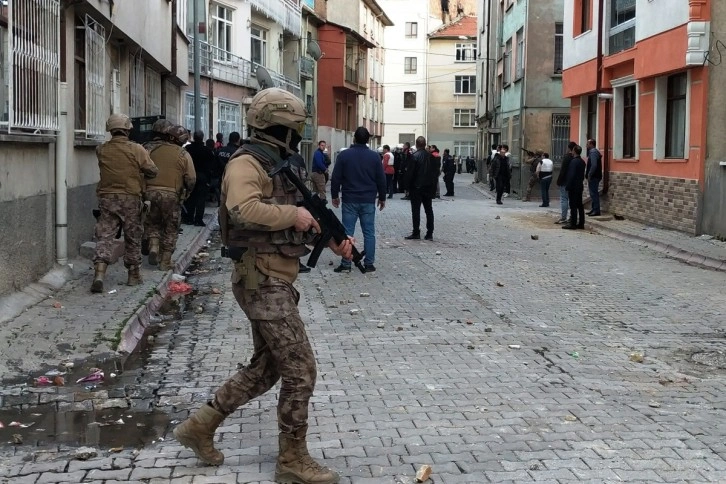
[0,208,215,382]
[2,174,726,483]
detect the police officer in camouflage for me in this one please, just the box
[91,114,159,293]
[173,88,352,484]
[143,122,197,270]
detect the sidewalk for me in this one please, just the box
[470,181,726,272]
[0,208,217,382]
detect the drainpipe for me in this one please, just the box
[596,0,610,195]
[55,82,69,266]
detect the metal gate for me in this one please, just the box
[551,113,571,163]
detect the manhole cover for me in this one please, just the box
[691,351,726,369]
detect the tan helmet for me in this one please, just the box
[246,88,307,134]
[152,118,173,135]
[169,125,190,144]
[106,113,132,132]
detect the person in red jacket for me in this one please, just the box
[381,145,395,199]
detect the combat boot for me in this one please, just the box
[90,263,107,293]
[173,403,225,465]
[127,265,143,286]
[147,237,160,266]
[159,251,174,272]
[276,426,340,484]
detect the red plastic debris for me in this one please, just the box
[168,281,193,295]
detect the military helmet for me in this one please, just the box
[152,118,173,135]
[106,113,132,132]
[169,125,190,144]
[246,88,307,134]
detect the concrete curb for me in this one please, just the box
[116,212,217,354]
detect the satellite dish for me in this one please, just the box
[307,41,323,61]
[255,66,275,90]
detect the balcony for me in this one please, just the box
[249,0,301,36]
[300,56,315,79]
[252,63,302,98]
[189,40,254,89]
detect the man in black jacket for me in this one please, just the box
[405,136,438,240]
[555,141,577,224]
[183,131,216,226]
[490,145,509,205]
[442,148,456,196]
[563,145,586,230]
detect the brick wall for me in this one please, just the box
[608,172,699,234]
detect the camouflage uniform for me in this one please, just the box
[94,135,158,267]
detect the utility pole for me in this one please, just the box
[193,0,201,133]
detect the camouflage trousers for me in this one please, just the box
[144,190,181,254]
[94,194,143,267]
[310,172,327,199]
[525,174,538,200]
[212,277,316,435]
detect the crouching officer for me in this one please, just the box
[91,114,159,293]
[173,88,352,484]
[144,123,196,270]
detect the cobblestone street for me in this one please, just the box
[2,175,726,483]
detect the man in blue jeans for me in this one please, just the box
[586,138,602,216]
[330,127,387,273]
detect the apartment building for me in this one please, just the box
[0,0,188,297]
[316,0,392,155]
[477,0,569,198]
[426,15,477,159]
[183,0,303,143]
[562,0,711,234]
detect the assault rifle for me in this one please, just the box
[521,147,538,157]
[268,155,366,273]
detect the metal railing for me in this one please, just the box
[300,56,315,78]
[249,0,301,36]
[189,40,254,89]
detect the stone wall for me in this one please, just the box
[608,172,699,234]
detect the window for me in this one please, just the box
[454,141,475,158]
[74,15,105,139]
[4,0,60,132]
[551,114,571,163]
[405,22,418,38]
[554,23,563,74]
[185,92,208,132]
[515,28,524,80]
[501,117,509,150]
[511,115,521,164]
[503,38,512,85]
[586,94,597,140]
[404,56,417,74]
[399,133,415,144]
[609,0,636,54]
[218,100,241,136]
[575,0,592,35]
[251,25,267,66]
[145,68,162,116]
[455,43,476,62]
[454,108,476,127]
[164,80,180,124]
[403,91,417,109]
[495,74,502,106]
[622,84,636,158]
[455,75,476,95]
[211,3,233,61]
[665,73,687,158]
[129,56,145,118]
[335,101,342,129]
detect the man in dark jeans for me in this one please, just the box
[490,145,509,205]
[183,130,215,226]
[563,145,586,230]
[405,136,438,241]
[586,138,602,216]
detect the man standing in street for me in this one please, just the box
[563,145,586,230]
[330,127,386,273]
[311,140,329,199]
[91,114,158,293]
[381,144,395,199]
[214,131,241,205]
[405,136,438,240]
[586,138,602,216]
[442,148,456,196]
[490,145,509,205]
[399,141,412,199]
[173,88,352,484]
[183,131,216,226]
[555,141,577,224]
[144,124,197,271]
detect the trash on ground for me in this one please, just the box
[416,464,433,482]
[9,421,34,428]
[629,352,644,363]
[76,368,104,384]
[107,289,118,294]
[496,281,505,287]
[211,287,221,294]
[60,360,74,369]
[45,369,66,377]
[53,376,65,386]
[12,434,22,445]
[114,418,125,425]
[649,401,661,408]
[564,415,578,422]
[109,373,117,378]
[531,235,539,240]
[52,301,63,309]
[467,345,475,350]
[484,327,493,332]
[377,322,385,329]
[495,215,501,220]
[73,447,98,461]
[34,376,53,386]
[466,320,473,325]
[435,250,442,255]
[349,309,360,315]
[194,306,204,314]
[396,326,403,331]
[508,344,521,349]
[360,292,370,297]
[109,446,124,453]
[171,273,186,282]
[168,281,193,295]
[570,351,580,358]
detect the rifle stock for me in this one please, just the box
[269,155,366,273]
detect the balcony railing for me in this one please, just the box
[249,0,301,36]
[252,63,301,98]
[189,40,254,89]
[300,56,315,79]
